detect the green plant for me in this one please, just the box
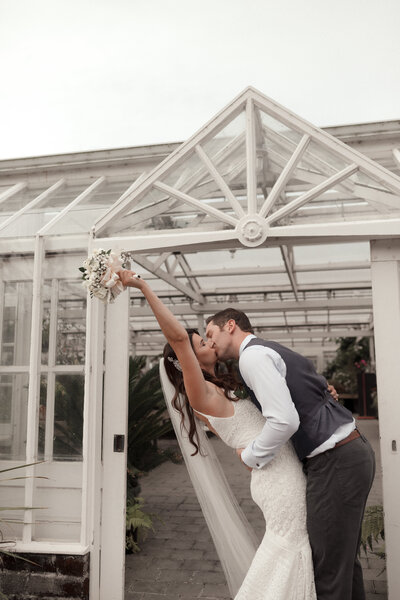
[125,496,162,553]
[361,504,385,558]
[127,356,177,473]
[323,337,371,394]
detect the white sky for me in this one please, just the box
[0,0,399,160]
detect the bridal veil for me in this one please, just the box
[159,358,259,597]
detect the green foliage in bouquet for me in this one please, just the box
[323,337,370,394]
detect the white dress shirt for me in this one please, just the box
[239,335,355,469]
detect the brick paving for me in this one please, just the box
[125,418,386,599]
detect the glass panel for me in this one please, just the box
[100,113,246,237]
[0,182,90,237]
[297,140,348,174]
[41,280,52,364]
[161,151,207,191]
[56,281,86,365]
[0,182,57,216]
[202,110,247,203]
[102,186,175,235]
[1,281,32,366]
[44,179,136,236]
[258,109,303,145]
[257,111,303,201]
[38,374,47,460]
[0,373,29,460]
[53,374,84,461]
[202,111,246,163]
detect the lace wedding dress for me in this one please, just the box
[198,398,316,600]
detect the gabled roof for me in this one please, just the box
[94,87,400,248]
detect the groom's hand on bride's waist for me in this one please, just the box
[236,448,253,471]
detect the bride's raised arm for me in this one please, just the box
[119,269,212,412]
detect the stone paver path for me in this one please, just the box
[125,418,386,599]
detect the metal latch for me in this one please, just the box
[113,434,125,453]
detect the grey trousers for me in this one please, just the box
[303,434,376,600]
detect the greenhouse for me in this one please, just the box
[1,87,400,598]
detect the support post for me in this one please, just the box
[370,239,400,600]
[100,290,130,600]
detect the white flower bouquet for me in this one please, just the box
[79,249,134,303]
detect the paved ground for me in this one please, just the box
[125,418,386,599]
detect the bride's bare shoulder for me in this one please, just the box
[203,381,234,418]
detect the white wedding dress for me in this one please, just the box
[197,398,316,600]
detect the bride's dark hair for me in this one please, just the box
[163,329,241,456]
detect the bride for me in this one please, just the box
[119,269,316,600]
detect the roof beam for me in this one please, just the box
[129,297,372,316]
[153,181,238,227]
[0,179,65,234]
[195,144,245,218]
[37,176,106,235]
[246,98,257,213]
[266,165,358,225]
[175,253,203,297]
[393,148,400,169]
[280,245,299,300]
[260,134,311,218]
[132,327,374,343]
[0,182,27,206]
[132,253,204,304]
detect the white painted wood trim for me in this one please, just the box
[259,134,311,218]
[153,181,238,227]
[246,98,257,214]
[94,90,249,232]
[370,239,400,599]
[100,292,129,600]
[393,148,400,169]
[266,164,358,225]
[94,173,148,234]
[0,182,27,206]
[23,235,44,543]
[0,179,65,234]
[249,87,400,194]
[133,254,204,303]
[83,233,106,598]
[195,144,245,218]
[38,177,106,235]
[10,541,90,554]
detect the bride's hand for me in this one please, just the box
[119,269,143,289]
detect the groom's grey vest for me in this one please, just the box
[241,338,354,460]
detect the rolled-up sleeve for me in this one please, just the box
[240,347,300,469]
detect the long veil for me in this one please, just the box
[159,358,259,598]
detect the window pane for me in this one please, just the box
[1,282,32,366]
[38,374,47,460]
[56,281,86,365]
[0,373,29,460]
[53,374,84,461]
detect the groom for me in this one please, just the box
[205,308,375,600]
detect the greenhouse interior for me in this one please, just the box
[0,87,400,599]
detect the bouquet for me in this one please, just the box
[79,249,134,304]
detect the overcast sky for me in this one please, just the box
[0,0,399,160]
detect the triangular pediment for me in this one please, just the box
[95,87,400,246]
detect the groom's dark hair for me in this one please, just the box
[206,308,254,333]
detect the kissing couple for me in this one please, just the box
[119,269,376,600]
